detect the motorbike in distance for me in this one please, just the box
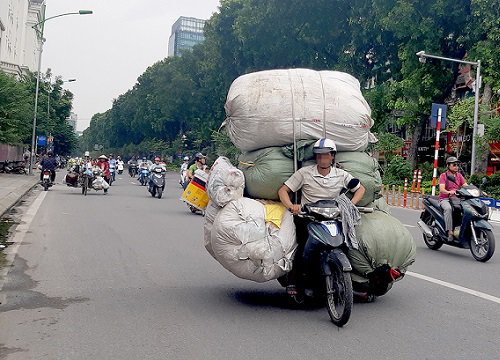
[138,167,149,186]
[279,198,374,327]
[417,175,495,262]
[41,168,53,191]
[109,166,116,185]
[117,161,124,174]
[148,167,166,199]
[129,163,138,177]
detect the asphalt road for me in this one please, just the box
[0,173,499,360]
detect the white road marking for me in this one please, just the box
[0,190,47,292]
[404,224,416,228]
[406,271,500,305]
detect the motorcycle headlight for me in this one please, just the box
[308,207,340,219]
[467,188,480,197]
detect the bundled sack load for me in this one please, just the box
[203,201,221,260]
[238,147,294,200]
[224,69,376,152]
[207,157,245,207]
[211,198,297,282]
[347,210,416,292]
[335,152,382,207]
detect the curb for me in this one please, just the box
[0,179,39,218]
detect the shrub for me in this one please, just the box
[382,155,413,186]
[468,173,500,199]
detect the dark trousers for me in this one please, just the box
[288,216,311,285]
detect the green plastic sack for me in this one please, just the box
[348,210,416,285]
[238,147,294,200]
[335,152,382,207]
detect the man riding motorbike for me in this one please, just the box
[439,156,468,242]
[108,154,117,182]
[277,138,365,298]
[180,156,190,188]
[96,155,111,189]
[187,153,208,182]
[39,150,58,182]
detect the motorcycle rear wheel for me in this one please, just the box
[470,229,495,262]
[43,183,49,191]
[325,263,353,327]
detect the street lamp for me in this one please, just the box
[29,10,92,174]
[416,50,481,175]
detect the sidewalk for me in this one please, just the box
[0,173,39,217]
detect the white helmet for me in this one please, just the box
[183,156,189,161]
[84,151,90,157]
[313,138,337,154]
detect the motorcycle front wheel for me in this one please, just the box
[157,187,163,199]
[325,263,353,327]
[470,229,495,262]
[82,179,88,196]
[423,218,443,250]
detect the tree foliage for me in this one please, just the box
[78,0,499,166]
[0,70,77,154]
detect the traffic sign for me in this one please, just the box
[37,135,47,146]
[430,103,447,129]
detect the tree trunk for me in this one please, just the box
[407,116,425,169]
[475,83,492,174]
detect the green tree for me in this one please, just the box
[0,72,32,144]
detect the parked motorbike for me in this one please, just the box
[128,164,138,177]
[148,167,165,199]
[418,175,495,262]
[138,168,150,186]
[41,169,53,191]
[2,160,26,174]
[278,200,374,327]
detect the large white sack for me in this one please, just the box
[224,69,376,152]
[207,156,245,207]
[203,201,221,260]
[211,198,297,282]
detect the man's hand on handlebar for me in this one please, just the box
[288,204,301,215]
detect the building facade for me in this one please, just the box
[67,112,77,132]
[0,0,44,77]
[167,16,205,57]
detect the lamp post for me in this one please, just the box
[29,10,92,175]
[416,51,481,176]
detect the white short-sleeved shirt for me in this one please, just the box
[284,165,356,206]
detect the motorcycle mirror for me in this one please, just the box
[481,177,488,185]
[446,174,457,184]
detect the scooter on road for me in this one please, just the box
[418,175,495,262]
[278,199,374,327]
[148,167,165,199]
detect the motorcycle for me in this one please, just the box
[138,168,150,186]
[278,199,373,327]
[117,162,124,174]
[2,160,27,174]
[90,168,109,194]
[109,166,116,185]
[129,164,138,177]
[417,175,495,262]
[41,169,53,191]
[148,167,165,199]
[80,168,93,196]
